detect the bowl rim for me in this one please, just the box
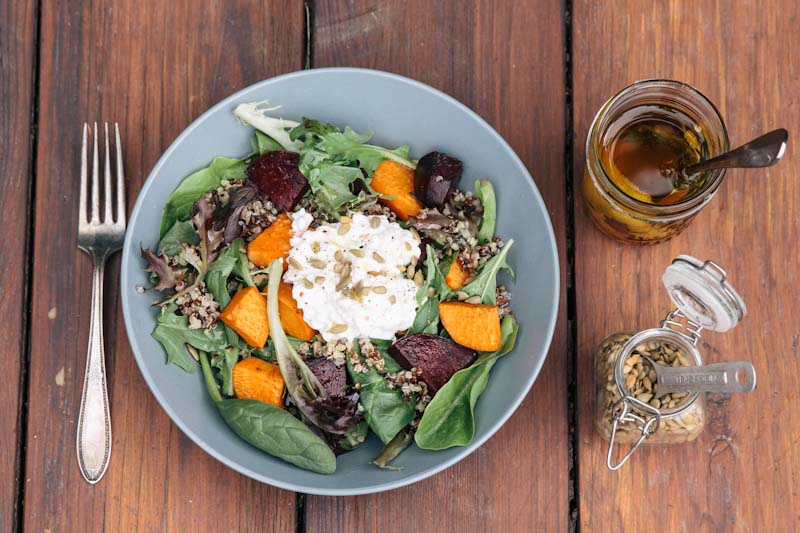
[120,67,560,495]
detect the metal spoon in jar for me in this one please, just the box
[641,355,756,395]
[676,128,788,183]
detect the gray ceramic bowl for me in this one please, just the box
[121,68,559,495]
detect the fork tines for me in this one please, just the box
[79,122,126,230]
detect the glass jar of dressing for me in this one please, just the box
[594,256,755,470]
[583,79,730,244]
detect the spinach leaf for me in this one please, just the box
[346,343,416,444]
[210,348,240,396]
[159,220,198,256]
[199,351,336,474]
[159,156,248,238]
[460,239,514,305]
[252,131,284,155]
[409,245,452,334]
[475,179,496,242]
[414,316,519,450]
[151,304,227,373]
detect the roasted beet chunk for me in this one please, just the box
[389,334,476,393]
[246,151,309,212]
[308,357,347,396]
[414,151,464,208]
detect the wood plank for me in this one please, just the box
[0,0,37,530]
[573,1,800,530]
[306,1,569,531]
[24,1,303,530]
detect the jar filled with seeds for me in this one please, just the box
[594,255,753,470]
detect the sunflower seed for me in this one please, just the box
[338,223,351,235]
[372,252,385,263]
[302,279,314,289]
[311,241,321,253]
[336,274,351,291]
[456,291,469,301]
[404,242,412,251]
[339,215,352,224]
[406,264,416,278]
[370,217,381,228]
[413,270,424,286]
[315,276,325,285]
[409,227,421,242]
[372,286,387,294]
[309,258,326,269]
[464,295,482,304]
[333,263,343,273]
[328,324,348,334]
[334,250,344,262]
[389,295,397,304]
[288,258,303,270]
[350,248,365,258]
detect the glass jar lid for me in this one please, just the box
[661,255,746,332]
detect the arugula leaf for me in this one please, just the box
[475,179,497,242]
[233,101,302,152]
[251,131,284,155]
[199,351,336,474]
[409,245,452,334]
[151,304,227,373]
[210,348,240,397]
[233,243,255,287]
[159,220,199,256]
[159,156,248,238]
[414,316,519,450]
[346,343,416,444]
[460,239,514,304]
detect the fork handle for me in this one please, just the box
[76,253,112,483]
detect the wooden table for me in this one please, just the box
[2,1,798,531]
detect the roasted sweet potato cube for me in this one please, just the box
[220,286,269,348]
[389,333,476,392]
[278,282,316,341]
[439,301,502,351]
[247,213,293,268]
[232,357,285,407]
[371,160,422,221]
[445,258,470,290]
[246,150,309,212]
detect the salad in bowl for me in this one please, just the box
[141,101,518,473]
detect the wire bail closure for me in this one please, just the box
[606,395,661,470]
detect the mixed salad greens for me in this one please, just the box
[142,101,518,473]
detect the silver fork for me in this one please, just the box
[76,122,126,484]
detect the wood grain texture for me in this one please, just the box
[24,1,303,531]
[0,0,37,530]
[306,1,569,531]
[573,1,800,531]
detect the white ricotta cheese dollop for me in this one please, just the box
[284,209,421,341]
